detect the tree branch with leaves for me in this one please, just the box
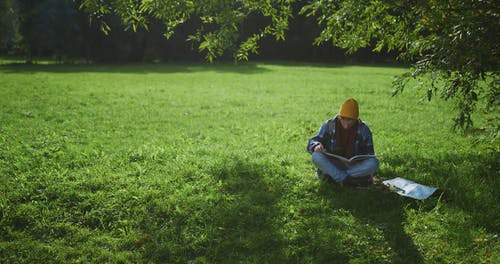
[301,0,499,130]
[79,0,294,62]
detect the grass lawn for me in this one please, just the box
[0,62,498,263]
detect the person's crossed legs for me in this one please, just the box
[311,152,379,183]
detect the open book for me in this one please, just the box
[382,177,438,200]
[323,152,376,163]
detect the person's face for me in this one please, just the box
[339,116,356,129]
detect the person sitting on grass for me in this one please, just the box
[307,98,379,186]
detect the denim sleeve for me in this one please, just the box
[307,121,329,154]
[359,124,375,155]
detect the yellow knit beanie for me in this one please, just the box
[339,98,359,119]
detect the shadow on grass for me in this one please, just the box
[381,151,499,232]
[137,150,497,262]
[140,158,291,262]
[203,159,287,262]
[0,60,409,75]
[306,149,498,262]
[317,182,425,263]
[0,61,271,74]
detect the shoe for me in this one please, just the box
[372,175,383,185]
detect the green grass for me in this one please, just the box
[0,62,498,263]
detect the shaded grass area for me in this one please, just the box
[0,62,498,263]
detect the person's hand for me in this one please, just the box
[313,144,325,152]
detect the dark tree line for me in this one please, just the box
[0,0,395,63]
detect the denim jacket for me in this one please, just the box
[307,115,375,156]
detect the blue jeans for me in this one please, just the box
[311,152,379,183]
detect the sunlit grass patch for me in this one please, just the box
[0,62,497,263]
